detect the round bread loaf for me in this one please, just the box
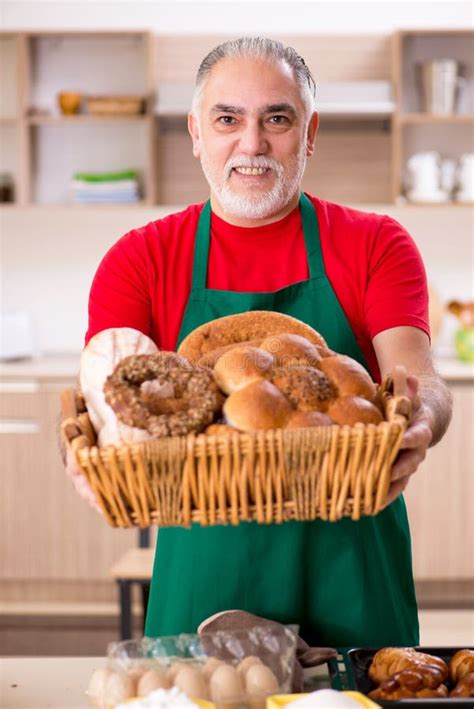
[224,380,293,431]
[319,354,376,401]
[259,333,321,367]
[286,410,333,428]
[213,346,275,394]
[271,365,337,412]
[328,396,383,426]
[178,311,328,363]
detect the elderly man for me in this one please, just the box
[82,37,452,646]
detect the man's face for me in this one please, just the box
[189,56,318,223]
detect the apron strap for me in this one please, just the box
[191,194,326,290]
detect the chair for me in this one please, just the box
[110,528,154,640]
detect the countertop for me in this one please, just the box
[0,354,473,382]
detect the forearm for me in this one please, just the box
[416,372,453,447]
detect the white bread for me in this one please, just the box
[224,380,293,431]
[213,346,274,394]
[318,354,376,401]
[80,327,158,446]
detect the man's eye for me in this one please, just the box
[217,116,237,125]
[269,115,289,125]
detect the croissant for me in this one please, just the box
[368,647,448,685]
[368,669,449,701]
[449,648,474,683]
[450,671,474,697]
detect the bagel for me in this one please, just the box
[223,380,293,431]
[104,353,222,437]
[271,366,337,412]
[178,311,328,363]
[318,354,376,401]
[213,346,275,394]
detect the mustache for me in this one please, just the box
[224,155,284,179]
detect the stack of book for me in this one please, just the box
[71,169,140,203]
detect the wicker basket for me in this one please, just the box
[60,375,411,529]
[85,95,144,115]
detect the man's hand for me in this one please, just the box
[65,448,103,514]
[383,375,433,507]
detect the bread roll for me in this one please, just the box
[178,311,327,363]
[286,411,333,428]
[271,366,337,412]
[213,346,274,394]
[204,424,238,436]
[319,354,376,401]
[224,380,293,431]
[450,649,474,683]
[259,333,321,367]
[328,396,383,426]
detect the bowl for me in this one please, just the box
[58,91,82,115]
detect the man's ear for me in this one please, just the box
[306,112,319,157]
[188,112,201,158]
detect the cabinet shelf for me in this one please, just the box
[27,114,150,125]
[397,113,474,125]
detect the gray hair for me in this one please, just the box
[192,36,316,118]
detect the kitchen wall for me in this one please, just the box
[1,204,473,356]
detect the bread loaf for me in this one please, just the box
[224,380,293,431]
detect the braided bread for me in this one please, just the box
[368,647,448,685]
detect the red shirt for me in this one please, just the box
[85,194,429,382]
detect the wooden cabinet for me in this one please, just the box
[1,30,157,207]
[405,379,474,580]
[392,30,474,203]
[0,378,140,603]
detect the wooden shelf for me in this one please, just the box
[27,114,149,125]
[397,113,474,125]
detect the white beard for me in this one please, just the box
[199,144,308,221]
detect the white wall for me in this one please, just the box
[1,204,473,356]
[2,0,473,34]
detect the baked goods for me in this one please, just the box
[369,669,449,700]
[271,366,337,412]
[368,647,448,685]
[450,671,474,697]
[80,327,159,446]
[104,352,222,437]
[449,648,474,682]
[328,396,384,426]
[224,380,293,431]
[213,345,274,394]
[259,333,323,367]
[286,411,333,428]
[319,354,377,401]
[177,311,328,363]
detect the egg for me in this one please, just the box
[245,663,279,696]
[87,667,113,704]
[174,666,209,699]
[166,660,187,683]
[210,664,244,704]
[103,670,135,705]
[236,655,263,679]
[137,668,170,696]
[202,656,227,680]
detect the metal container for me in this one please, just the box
[419,59,461,115]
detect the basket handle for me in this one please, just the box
[60,388,78,420]
[380,365,413,425]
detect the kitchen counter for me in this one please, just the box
[0,354,473,382]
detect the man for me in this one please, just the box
[77,38,452,646]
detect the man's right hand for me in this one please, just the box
[65,448,102,514]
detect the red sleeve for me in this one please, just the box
[365,215,430,341]
[84,228,154,346]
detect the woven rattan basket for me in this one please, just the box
[60,374,411,529]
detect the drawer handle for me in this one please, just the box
[0,420,40,434]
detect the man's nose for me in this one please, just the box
[238,121,268,155]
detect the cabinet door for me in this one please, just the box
[404,381,474,579]
[1,383,139,581]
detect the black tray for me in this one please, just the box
[328,647,473,708]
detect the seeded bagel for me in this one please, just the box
[178,311,328,364]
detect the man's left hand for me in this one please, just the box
[383,375,433,507]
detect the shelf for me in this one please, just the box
[397,113,474,125]
[27,114,149,125]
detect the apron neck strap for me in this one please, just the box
[191,193,325,290]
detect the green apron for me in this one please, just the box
[145,194,419,646]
